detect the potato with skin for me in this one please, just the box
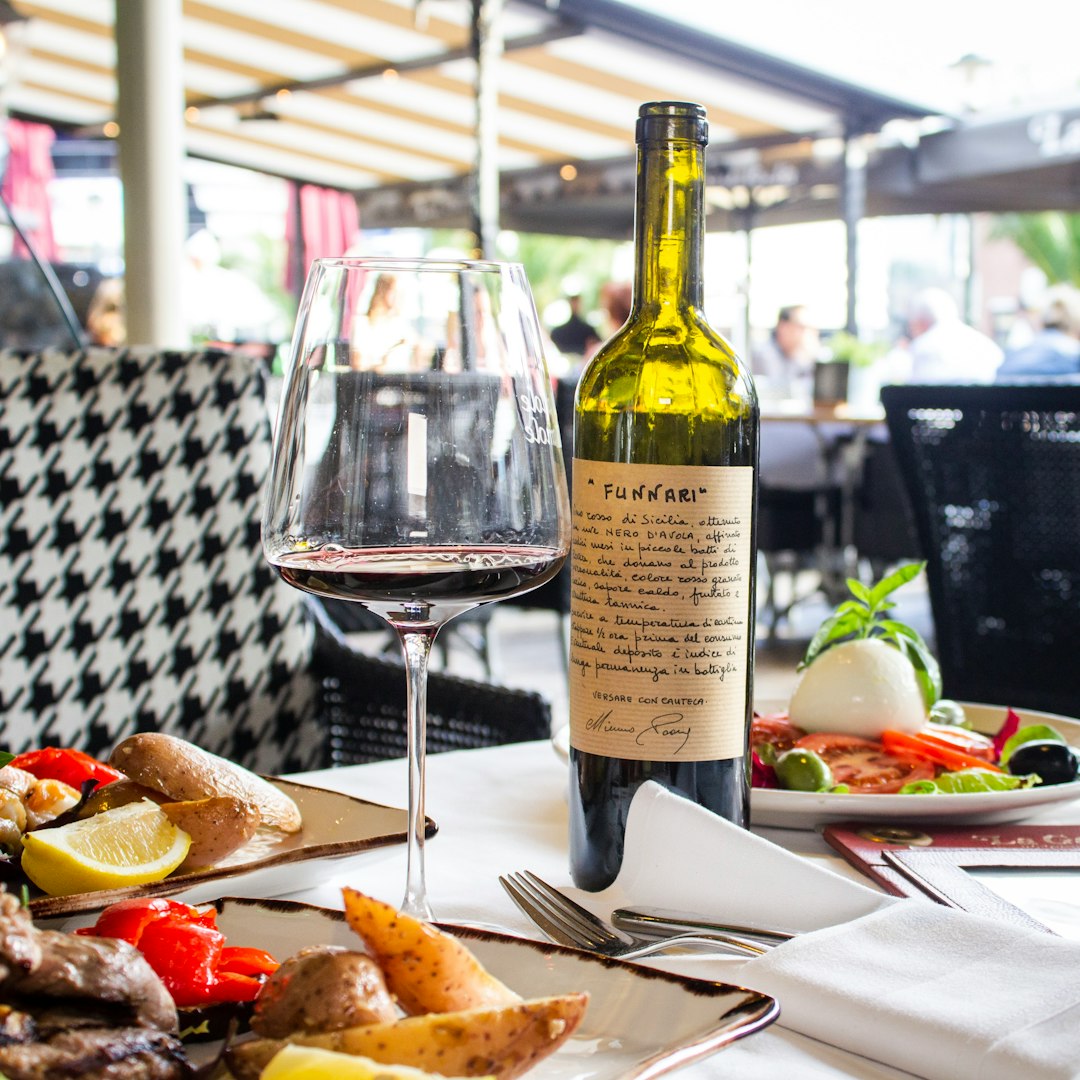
[159,796,261,870]
[226,993,589,1080]
[341,888,519,1015]
[252,946,398,1037]
[108,733,301,833]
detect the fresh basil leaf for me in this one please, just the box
[878,620,943,703]
[0,752,13,768]
[869,561,925,607]
[800,609,865,669]
[847,578,872,605]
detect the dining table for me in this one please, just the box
[278,738,1080,1079]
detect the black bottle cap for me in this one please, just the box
[636,101,708,146]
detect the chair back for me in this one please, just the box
[0,346,322,771]
[882,383,1080,715]
[314,627,552,764]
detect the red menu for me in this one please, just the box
[823,821,1080,930]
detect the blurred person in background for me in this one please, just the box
[751,304,820,402]
[349,272,422,372]
[996,285,1080,379]
[599,280,632,337]
[85,277,125,347]
[550,293,598,359]
[896,287,1002,383]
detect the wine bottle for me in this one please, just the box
[567,102,759,891]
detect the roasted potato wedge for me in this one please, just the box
[341,888,519,1015]
[159,795,261,870]
[226,993,589,1080]
[261,1044,492,1080]
[109,733,301,833]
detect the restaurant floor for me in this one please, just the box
[402,565,935,734]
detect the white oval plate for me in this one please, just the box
[69,896,777,1078]
[753,702,1080,829]
[554,704,1080,831]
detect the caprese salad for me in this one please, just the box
[754,563,1080,795]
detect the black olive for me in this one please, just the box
[1007,741,1080,785]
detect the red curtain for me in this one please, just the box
[285,181,360,294]
[2,118,59,262]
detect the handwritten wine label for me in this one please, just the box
[568,459,754,762]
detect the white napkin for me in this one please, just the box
[594,782,1080,1080]
[741,901,1080,1080]
[600,781,894,932]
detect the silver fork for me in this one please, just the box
[499,870,773,960]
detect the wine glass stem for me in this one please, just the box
[399,627,436,921]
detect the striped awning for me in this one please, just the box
[1,0,936,233]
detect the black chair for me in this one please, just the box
[850,436,922,580]
[882,383,1080,716]
[0,347,553,769]
[315,622,551,765]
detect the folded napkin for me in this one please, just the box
[593,783,1080,1080]
[600,781,894,932]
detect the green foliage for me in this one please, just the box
[990,213,1080,286]
[429,228,623,320]
[506,233,622,316]
[825,330,888,368]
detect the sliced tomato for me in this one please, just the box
[751,713,807,755]
[922,723,997,763]
[793,733,936,794]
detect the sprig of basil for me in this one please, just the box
[798,562,942,705]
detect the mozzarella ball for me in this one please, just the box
[789,638,927,739]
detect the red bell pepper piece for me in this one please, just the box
[137,915,226,1009]
[78,898,276,1006]
[9,747,125,790]
[75,897,216,945]
[200,969,265,1004]
[218,946,280,978]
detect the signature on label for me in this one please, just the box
[584,709,692,753]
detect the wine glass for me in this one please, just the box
[262,256,570,919]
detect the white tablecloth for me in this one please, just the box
[283,741,1077,1079]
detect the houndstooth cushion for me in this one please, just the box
[0,346,323,773]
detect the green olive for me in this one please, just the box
[775,749,834,792]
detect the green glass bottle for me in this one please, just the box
[568,102,759,891]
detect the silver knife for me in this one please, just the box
[612,906,798,944]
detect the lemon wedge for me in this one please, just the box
[21,799,191,896]
[260,1045,490,1080]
